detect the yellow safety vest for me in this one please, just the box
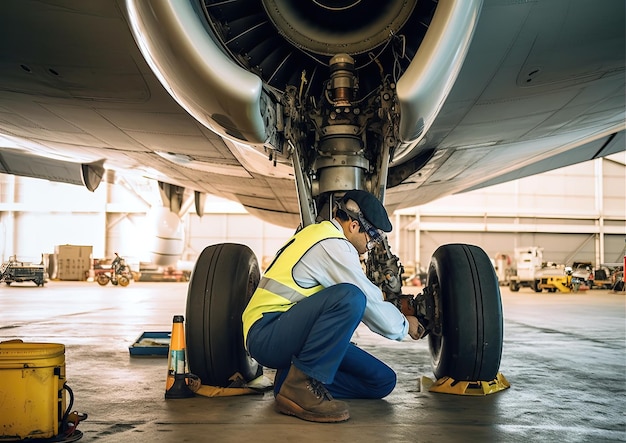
[242,221,345,345]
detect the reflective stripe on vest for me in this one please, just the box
[256,278,306,303]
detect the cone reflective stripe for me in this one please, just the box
[165,315,194,399]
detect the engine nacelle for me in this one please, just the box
[125,0,481,178]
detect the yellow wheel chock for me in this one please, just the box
[421,372,510,396]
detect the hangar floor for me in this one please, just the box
[1,281,624,442]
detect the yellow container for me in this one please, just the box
[0,341,66,440]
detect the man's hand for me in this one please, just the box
[406,315,425,340]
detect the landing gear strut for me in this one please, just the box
[184,52,505,389]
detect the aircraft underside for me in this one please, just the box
[124,0,506,388]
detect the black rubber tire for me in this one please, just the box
[186,243,262,386]
[118,275,130,287]
[96,274,109,286]
[427,244,503,381]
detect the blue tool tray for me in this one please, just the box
[129,331,170,357]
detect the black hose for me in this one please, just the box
[60,383,74,433]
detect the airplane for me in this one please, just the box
[0,0,624,390]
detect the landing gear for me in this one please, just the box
[185,243,262,386]
[426,244,503,381]
[182,51,504,388]
[184,241,505,388]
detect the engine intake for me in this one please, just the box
[202,0,436,98]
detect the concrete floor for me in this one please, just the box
[1,281,624,442]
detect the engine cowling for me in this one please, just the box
[125,0,481,169]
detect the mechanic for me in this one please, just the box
[242,189,423,423]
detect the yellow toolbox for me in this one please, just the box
[0,341,66,440]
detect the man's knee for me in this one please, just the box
[333,283,367,312]
[376,368,397,398]
[334,283,367,308]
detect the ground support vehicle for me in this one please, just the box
[0,257,46,286]
[509,247,544,292]
[537,274,588,293]
[570,262,593,286]
[96,254,132,287]
[96,270,131,287]
[589,266,619,289]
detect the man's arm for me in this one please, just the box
[295,237,409,340]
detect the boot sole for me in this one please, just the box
[275,394,350,423]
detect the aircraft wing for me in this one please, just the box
[0,0,623,227]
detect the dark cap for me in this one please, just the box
[342,190,392,232]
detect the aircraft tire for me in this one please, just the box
[427,243,503,381]
[186,243,262,386]
[118,275,130,287]
[96,274,109,286]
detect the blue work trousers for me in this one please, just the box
[246,282,396,399]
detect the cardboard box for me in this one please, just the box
[55,245,93,281]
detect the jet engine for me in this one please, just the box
[126,0,480,202]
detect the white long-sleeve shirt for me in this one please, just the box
[292,219,409,341]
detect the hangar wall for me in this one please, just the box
[0,155,624,273]
[391,153,625,270]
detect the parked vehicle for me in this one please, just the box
[96,253,132,287]
[0,256,47,286]
[509,247,543,292]
[537,266,589,293]
[588,266,615,289]
[570,262,593,286]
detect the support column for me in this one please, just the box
[2,175,17,261]
[414,210,421,270]
[595,158,604,266]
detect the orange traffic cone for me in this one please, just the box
[165,315,194,399]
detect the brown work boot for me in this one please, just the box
[275,365,350,423]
